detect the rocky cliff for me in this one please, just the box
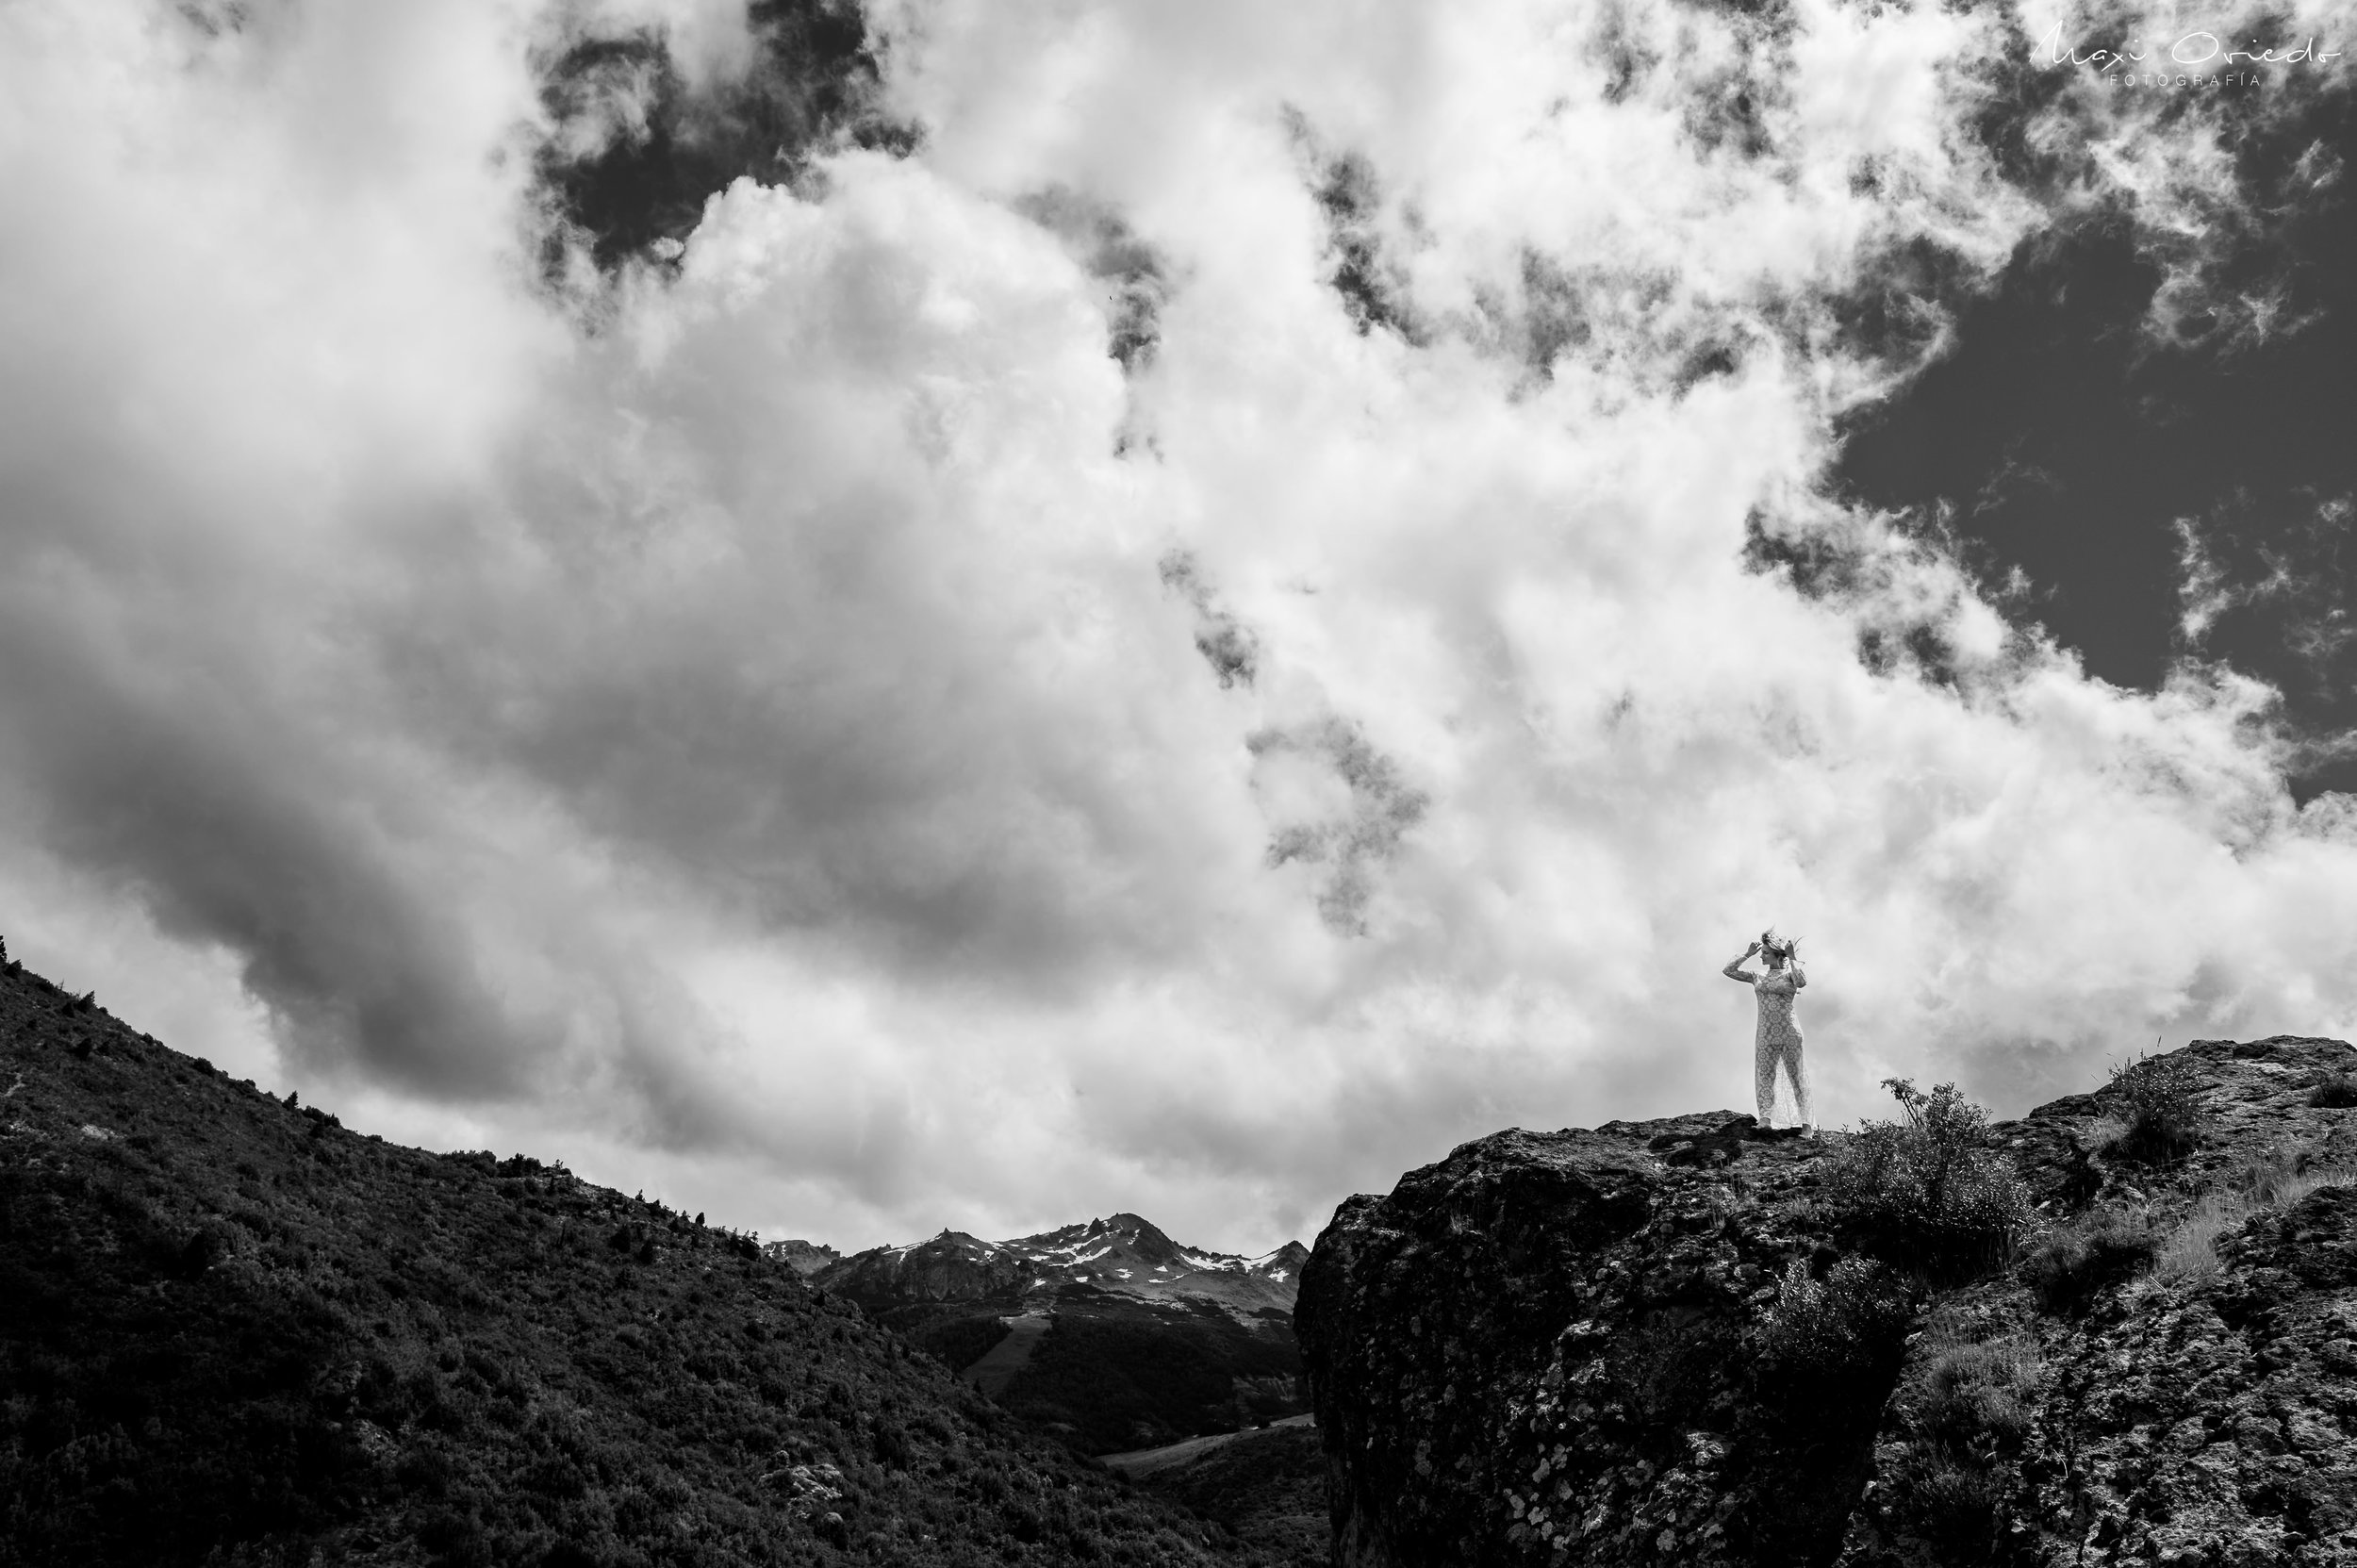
[1296,1037,2357,1568]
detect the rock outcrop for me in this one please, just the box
[1297,1037,2357,1568]
[762,1236,843,1276]
[1297,1112,1863,1566]
[1839,1037,2357,1568]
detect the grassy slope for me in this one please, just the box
[0,949,1281,1568]
[854,1294,1307,1457]
[1113,1427,1326,1568]
[995,1299,1305,1456]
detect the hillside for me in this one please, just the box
[816,1217,1311,1455]
[0,944,1290,1568]
[1297,1037,2357,1567]
[1102,1421,1326,1567]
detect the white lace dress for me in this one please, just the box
[1744,966,1810,1129]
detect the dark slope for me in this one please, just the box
[1106,1422,1327,1568]
[989,1295,1305,1458]
[0,946,1259,1568]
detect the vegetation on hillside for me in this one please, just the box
[860,1295,1307,1456]
[0,949,1273,1568]
[997,1300,1305,1456]
[1113,1426,1325,1568]
[1838,1037,2357,1565]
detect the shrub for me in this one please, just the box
[1910,1329,2041,1447]
[871,1421,914,1470]
[1755,1256,1915,1416]
[2311,1070,2357,1110]
[1819,1081,2036,1283]
[1863,1314,2045,1562]
[2102,1053,2203,1164]
[1887,1451,2006,1562]
[2022,1205,2157,1313]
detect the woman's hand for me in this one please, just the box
[1744,939,1761,955]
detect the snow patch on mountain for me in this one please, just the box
[814,1214,1311,1318]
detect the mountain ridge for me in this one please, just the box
[0,941,1296,1567]
[812,1219,1314,1458]
[816,1213,1309,1320]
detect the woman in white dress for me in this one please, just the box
[1723,931,1809,1132]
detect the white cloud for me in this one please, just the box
[4,0,2357,1256]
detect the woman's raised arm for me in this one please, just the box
[1722,947,1759,984]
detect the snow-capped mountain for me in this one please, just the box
[812,1213,1314,1451]
[815,1213,1310,1318]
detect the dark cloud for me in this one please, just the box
[1014,186,1172,379]
[1678,44,1785,162]
[1248,719,1428,938]
[1315,150,1413,340]
[532,0,919,278]
[1517,249,1607,381]
[0,611,531,1099]
[1156,551,1259,691]
[1278,114,1422,343]
[1592,0,1663,106]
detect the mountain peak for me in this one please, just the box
[1253,1240,1310,1281]
[1101,1212,1181,1262]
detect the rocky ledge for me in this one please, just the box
[1295,1037,2357,1568]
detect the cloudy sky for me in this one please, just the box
[4,0,2354,1255]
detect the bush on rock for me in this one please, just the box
[1818,1081,2036,1284]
